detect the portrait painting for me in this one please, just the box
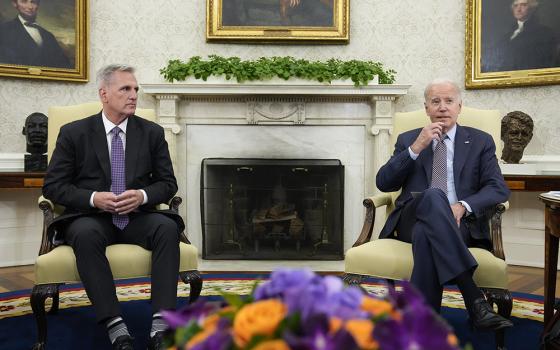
[0,0,88,82]
[207,0,349,43]
[465,0,560,89]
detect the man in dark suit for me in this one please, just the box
[0,0,71,68]
[376,79,513,331]
[43,64,183,350]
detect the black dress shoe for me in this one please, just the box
[469,297,513,331]
[112,335,134,350]
[147,331,164,350]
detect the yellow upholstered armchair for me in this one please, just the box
[344,107,511,349]
[30,102,201,350]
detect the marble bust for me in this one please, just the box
[21,112,48,171]
[501,111,533,164]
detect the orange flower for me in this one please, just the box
[329,317,343,334]
[252,339,291,350]
[233,299,287,347]
[344,319,378,350]
[448,333,459,346]
[361,296,393,317]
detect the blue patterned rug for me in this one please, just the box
[0,273,545,349]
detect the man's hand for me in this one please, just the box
[93,190,143,214]
[410,122,444,154]
[93,192,119,213]
[114,190,144,215]
[450,202,466,227]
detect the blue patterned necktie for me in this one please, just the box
[111,127,129,229]
[430,135,448,195]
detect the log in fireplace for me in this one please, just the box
[201,158,344,260]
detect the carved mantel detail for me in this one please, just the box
[247,98,306,125]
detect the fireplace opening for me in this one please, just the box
[201,158,344,260]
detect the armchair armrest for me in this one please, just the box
[163,196,191,244]
[490,201,508,260]
[38,196,56,256]
[156,196,182,211]
[352,193,394,247]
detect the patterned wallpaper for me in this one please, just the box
[0,0,558,155]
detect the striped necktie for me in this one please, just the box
[430,136,448,195]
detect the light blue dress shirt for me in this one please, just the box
[407,125,472,213]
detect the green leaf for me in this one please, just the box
[160,56,396,86]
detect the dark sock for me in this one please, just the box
[105,316,130,344]
[150,312,166,337]
[455,271,484,311]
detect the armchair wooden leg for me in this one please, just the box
[179,270,203,303]
[30,283,60,350]
[482,287,513,350]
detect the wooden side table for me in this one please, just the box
[0,172,45,189]
[540,194,560,332]
[505,175,560,192]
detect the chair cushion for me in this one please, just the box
[35,242,198,285]
[344,239,508,289]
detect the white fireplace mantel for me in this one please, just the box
[141,81,410,257]
[141,81,411,97]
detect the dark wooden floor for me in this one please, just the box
[0,264,558,297]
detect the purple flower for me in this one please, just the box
[190,318,233,350]
[374,301,458,350]
[387,281,426,311]
[254,268,316,300]
[281,275,367,321]
[161,300,219,329]
[284,313,359,350]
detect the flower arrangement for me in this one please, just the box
[162,269,460,350]
[160,55,397,86]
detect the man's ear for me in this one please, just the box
[98,88,107,102]
[22,126,26,136]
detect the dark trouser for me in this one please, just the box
[64,212,180,322]
[395,188,478,311]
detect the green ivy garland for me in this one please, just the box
[160,55,396,86]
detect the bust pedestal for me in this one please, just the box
[24,154,47,172]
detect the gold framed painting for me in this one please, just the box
[465,0,560,89]
[0,0,88,82]
[206,0,349,43]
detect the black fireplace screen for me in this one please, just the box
[201,158,344,260]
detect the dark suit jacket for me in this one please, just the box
[376,124,510,243]
[43,113,184,242]
[0,17,71,68]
